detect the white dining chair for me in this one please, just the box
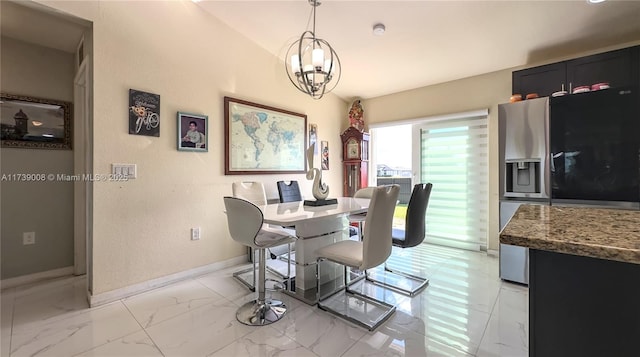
[367,183,433,296]
[232,181,267,205]
[315,184,400,331]
[347,187,376,240]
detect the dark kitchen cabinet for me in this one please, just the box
[512,62,566,98]
[512,45,639,97]
[567,47,637,89]
[529,249,640,357]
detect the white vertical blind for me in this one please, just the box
[418,115,488,250]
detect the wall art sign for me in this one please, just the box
[309,123,318,155]
[129,89,160,137]
[321,140,329,170]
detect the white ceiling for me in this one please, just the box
[2,1,640,101]
[197,0,640,99]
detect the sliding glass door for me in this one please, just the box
[413,114,488,250]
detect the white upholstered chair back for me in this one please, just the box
[361,185,400,270]
[232,181,267,206]
[354,187,376,199]
[223,197,263,249]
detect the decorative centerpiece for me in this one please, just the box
[304,142,337,206]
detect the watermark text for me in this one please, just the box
[1,173,129,182]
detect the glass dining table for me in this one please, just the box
[257,197,370,304]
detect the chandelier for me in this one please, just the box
[285,0,341,99]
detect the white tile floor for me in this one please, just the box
[0,245,528,356]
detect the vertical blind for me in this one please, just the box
[419,115,488,250]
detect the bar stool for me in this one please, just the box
[231,181,294,290]
[223,197,296,325]
[231,181,267,291]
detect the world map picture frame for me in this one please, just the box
[224,96,307,175]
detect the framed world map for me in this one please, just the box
[224,97,307,175]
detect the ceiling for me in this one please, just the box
[197,0,640,99]
[2,1,640,101]
[0,1,88,54]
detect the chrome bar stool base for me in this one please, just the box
[236,299,287,326]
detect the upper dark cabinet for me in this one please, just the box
[512,45,639,97]
[513,62,566,97]
[567,47,637,89]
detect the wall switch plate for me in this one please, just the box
[23,232,36,245]
[191,227,201,240]
[111,163,137,179]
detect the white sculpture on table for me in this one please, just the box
[306,143,329,200]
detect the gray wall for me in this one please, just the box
[1,36,75,279]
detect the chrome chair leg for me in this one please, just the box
[365,261,429,297]
[316,258,396,331]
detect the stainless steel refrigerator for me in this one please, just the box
[498,97,551,285]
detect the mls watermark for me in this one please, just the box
[1,173,129,182]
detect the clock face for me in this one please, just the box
[347,138,359,159]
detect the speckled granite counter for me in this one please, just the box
[502,204,640,357]
[500,204,640,265]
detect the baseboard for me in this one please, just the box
[487,249,499,257]
[1,266,74,290]
[89,255,247,307]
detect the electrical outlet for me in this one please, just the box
[23,232,36,245]
[191,227,201,241]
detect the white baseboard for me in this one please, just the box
[89,255,247,307]
[487,249,499,257]
[1,266,74,290]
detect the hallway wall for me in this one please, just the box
[1,36,76,278]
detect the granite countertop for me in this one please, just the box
[500,204,640,264]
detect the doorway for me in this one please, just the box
[371,110,489,251]
[0,1,93,289]
[73,54,92,290]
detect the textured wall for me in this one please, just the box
[364,69,514,251]
[34,0,348,295]
[1,36,75,278]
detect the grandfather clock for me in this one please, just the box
[341,127,370,197]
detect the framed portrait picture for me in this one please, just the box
[178,112,208,152]
[321,141,329,170]
[224,96,307,175]
[129,89,160,137]
[1,93,72,150]
[309,123,318,154]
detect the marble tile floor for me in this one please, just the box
[0,244,528,356]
